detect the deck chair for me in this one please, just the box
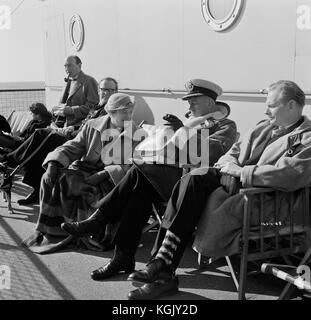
[142,164,194,234]
[261,245,311,299]
[0,111,33,154]
[7,110,33,137]
[0,131,55,214]
[142,202,165,233]
[198,186,311,300]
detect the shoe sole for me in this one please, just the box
[127,274,173,287]
[128,286,179,300]
[130,280,149,287]
[92,268,135,281]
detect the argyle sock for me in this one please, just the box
[155,230,181,266]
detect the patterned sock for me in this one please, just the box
[155,230,181,266]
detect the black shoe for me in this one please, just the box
[61,220,101,237]
[91,252,135,281]
[127,277,179,300]
[17,191,39,205]
[127,259,173,285]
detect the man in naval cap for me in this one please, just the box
[61,78,237,281]
[127,80,311,300]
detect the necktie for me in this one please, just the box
[61,79,72,104]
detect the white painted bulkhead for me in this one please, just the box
[43,0,311,136]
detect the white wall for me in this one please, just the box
[0,0,45,83]
[43,0,311,136]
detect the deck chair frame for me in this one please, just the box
[219,186,311,300]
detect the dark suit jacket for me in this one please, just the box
[59,71,99,126]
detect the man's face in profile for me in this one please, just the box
[98,80,117,105]
[187,96,213,117]
[265,89,291,127]
[64,57,81,79]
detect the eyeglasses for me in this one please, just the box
[99,88,115,93]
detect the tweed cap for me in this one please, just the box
[182,79,222,101]
[104,93,135,113]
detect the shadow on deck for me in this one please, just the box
[0,178,286,300]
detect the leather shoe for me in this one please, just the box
[91,252,135,280]
[127,277,179,300]
[61,220,101,237]
[127,258,173,285]
[17,191,39,205]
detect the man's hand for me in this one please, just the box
[62,126,75,135]
[52,103,65,113]
[219,163,242,178]
[163,114,184,131]
[53,105,73,116]
[43,162,59,187]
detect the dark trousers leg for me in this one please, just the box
[114,171,162,255]
[9,130,67,191]
[152,168,221,268]
[91,166,162,254]
[22,165,45,193]
[0,134,18,149]
[6,129,51,166]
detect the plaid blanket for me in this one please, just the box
[22,161,116,253]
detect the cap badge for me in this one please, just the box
[185,80,194,92]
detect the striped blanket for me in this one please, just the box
[22,161,116,254]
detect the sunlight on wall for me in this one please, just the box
[0,0,45,82]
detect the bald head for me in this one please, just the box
[64,55,82,78]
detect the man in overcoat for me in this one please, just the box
[126,80,311,299]
[61,78,237,281]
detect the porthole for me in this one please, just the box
[201,0,244,32]
[69,14,84,51]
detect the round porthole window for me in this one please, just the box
[201,0,244,32]
[69,14,84,51]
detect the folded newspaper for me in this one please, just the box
[133,108,228,166]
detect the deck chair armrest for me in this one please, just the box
[239,187,275,195]
[240,186,311,196]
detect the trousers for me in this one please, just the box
[6,129,68,191]
[90,165,170,255]
[151,168,222,269]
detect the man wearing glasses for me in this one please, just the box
[1,77,118,205]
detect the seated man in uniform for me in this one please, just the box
[61,79,237,280]
[125,80,311,300]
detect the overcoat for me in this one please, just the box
[59,71,99,126]
[135,117,237,201]
[43,115,137,184]
[193,117,311,257]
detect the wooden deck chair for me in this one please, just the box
[142,164,195,234]
[197,186,311,300]
[7,110,33,137]
[142,202,165,233]
[261,245,311,299]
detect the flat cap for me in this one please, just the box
[104,93,135,113]
[182,79,222,101]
